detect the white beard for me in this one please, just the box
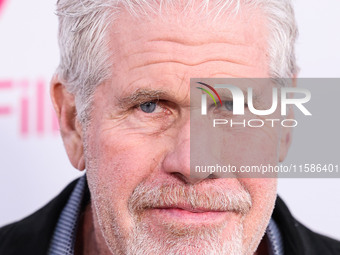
[124,218,245,255]
[91,174,254,255]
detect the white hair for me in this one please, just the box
[55,0,298,123]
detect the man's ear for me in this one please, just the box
[50,75,85,170]
[278,77,296,162]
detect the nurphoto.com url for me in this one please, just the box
[194,163,339,176]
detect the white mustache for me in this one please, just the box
[128,182,252,215]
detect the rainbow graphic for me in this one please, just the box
[196,82,222,106]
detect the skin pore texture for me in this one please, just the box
[51,4,292,255]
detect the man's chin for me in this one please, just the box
[136,207,243,238]
[123,216,245,255]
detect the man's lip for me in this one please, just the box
[152,205,226,213]
[144,205,233,224]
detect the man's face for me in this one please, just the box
[83,7,289,255]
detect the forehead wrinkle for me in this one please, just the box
[123,41,262,70]
[209,72,248,78]
[149,38,249,47]
[129,59,254,73]
[109,10,269,79]
[127,60,267,80]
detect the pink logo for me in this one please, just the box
[0,79,59,137]
[0,0,7,17]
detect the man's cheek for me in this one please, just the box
[91,135,164,192]
[244,178,277,193]
[243,179,277,212]
[240,179,277,247]
[87,136,168,232]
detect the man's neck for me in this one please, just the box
[75,203,112,255]
[256,235,270,255]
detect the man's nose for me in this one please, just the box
[161,117,210,184]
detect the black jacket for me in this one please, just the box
[1,179,339,255]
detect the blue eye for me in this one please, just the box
[224,101,233,111]
[140,101,157,113]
